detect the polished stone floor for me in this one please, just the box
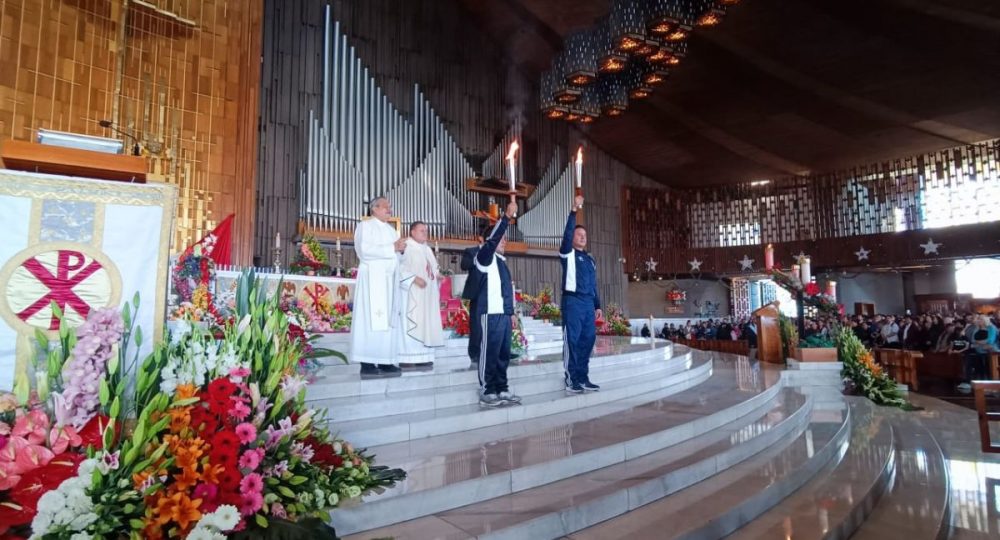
[320,332,1000,540]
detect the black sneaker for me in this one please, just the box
[360,363,380,379]
[377,364,402,378]
[565,383,584,394]
[582,381,600,392]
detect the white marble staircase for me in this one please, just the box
[313,338,953,540]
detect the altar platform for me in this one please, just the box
[308,333,1000,540]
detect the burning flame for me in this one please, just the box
[575,146,583,165]
[505,141,519,161]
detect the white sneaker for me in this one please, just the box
[498,391,522,405]
[956,383,972,394]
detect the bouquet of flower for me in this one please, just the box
[444,308,471,337]
[836,329,908,408]
[282,296,352,335]
[518,287,561,323]
[290,236,332,276]
[597,304,632,336]
[15,272,402,539]
[511,315,528,358]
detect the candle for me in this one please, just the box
[275,231,280,249]
[800,256,811,284]
[506,141,519,193]
[575,146,583,189]
[434,240,439,253]
[648,314,654,338]
[826,280,837,297]
[336,237,341,251]
[791,264,800,281]
[764,244,774,271]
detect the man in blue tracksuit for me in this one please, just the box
[560,195,602,393]
[474,201,522,407]
[460,235,483,366]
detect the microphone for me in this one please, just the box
[98,119,142,156]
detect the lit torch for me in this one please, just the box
[574,146,583,196]
[506,141,519,204]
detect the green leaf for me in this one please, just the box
[98,378,110,407]
[103,418,116,449]
[108,354,120,377]
[255,514,269,528]
[230,518,338,540]
[110,396,121,419]
[277,485,296,498]
[289,475,308,485]
[129,519,145,530]
[171,397,200,407]
[34,328,49,351]
[134,325,143,347]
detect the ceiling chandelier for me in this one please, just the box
[540,0,742,124]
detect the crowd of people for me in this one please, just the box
[638,310,1000,393]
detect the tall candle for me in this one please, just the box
[336,237,341,251]
[791,264,800,281]
[275,231,280,248]
[506,141,519,193]
[649,314,654,337]
[575,146,583,189]
[764,244,774,271]
[826,280,837,297]
[434,240,439,253]
[800,256,811,284]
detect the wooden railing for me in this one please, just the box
[672,338,750,356]
[973,381,1000,453]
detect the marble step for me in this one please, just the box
[324,351,712,447]
[313,350,694,423]
[722,397,896,540]
[850,413,950,540]
[307,340,683,399]
[334,372,796,538]
[565,401,855,540]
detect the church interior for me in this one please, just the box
[1,0,1000,539]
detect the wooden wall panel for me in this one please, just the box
[0,0,262,261]
[256,0,659,311]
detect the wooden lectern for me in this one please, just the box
[0,140,147,183]
[753,302,783,364]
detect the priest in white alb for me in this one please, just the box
[395,221,445,366]
[351,197,407,378]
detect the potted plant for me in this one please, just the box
[793,334,839,362]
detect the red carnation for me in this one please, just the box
[209,431,240,468]
[205,378,238,416]
[216,465,242,491]
[190,406,219,434]
[804,282,820,296]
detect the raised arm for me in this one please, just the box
[476,217,509,268]
[560,195,584,255]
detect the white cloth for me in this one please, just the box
[394,239,444,362]
[350,218,401,364]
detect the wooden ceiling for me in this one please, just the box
[457,0,1000,187]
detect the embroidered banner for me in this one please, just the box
[0,170,177,391]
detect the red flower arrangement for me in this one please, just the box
[444,309,471,337]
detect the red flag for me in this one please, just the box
[183,214,234,266]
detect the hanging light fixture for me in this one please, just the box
[595,18,628,73]
[598,75,628,117]
[642,64,671,85]
[563,29,598,87]
[551,53,581,104]
[695,0,727,27]
[644,0,694,42]
[624,63,653,100]
[540,70,568,119]
[572,87,601,123]
[609,0,646,53]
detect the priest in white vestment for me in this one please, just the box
[395,221,445,365]
[351,197,407,378]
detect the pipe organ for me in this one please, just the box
[300,7,576,248]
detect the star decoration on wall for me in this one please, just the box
[645,257,658,273]
[794,251,808,264]
[688,258,702,272]
[920,238,942,255]
[738,255,754,271]
[855,246,870,261]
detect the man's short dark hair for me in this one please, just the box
[574,225,586,232]
[410,220,426,233]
